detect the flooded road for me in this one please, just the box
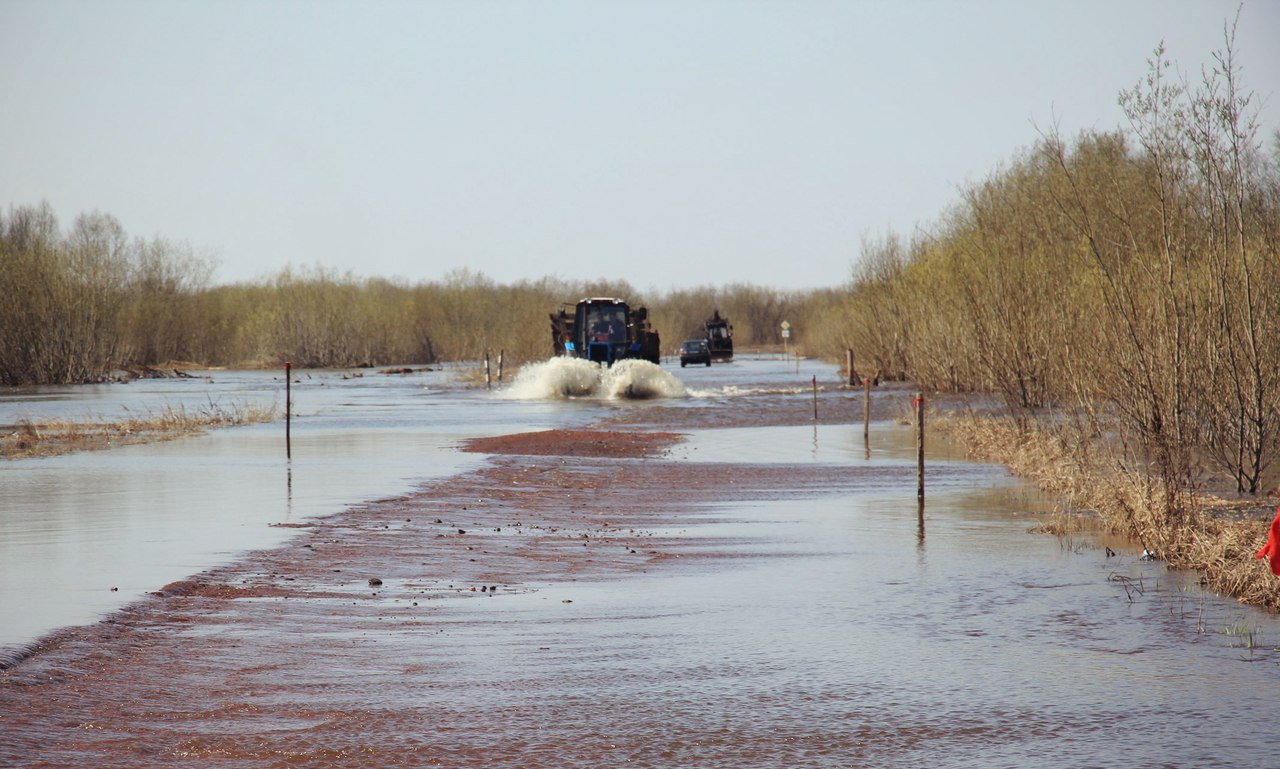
[2,356,1278,767]
[0,366,604,650]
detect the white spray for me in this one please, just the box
[502,357,687,400]
[599,359,687,399]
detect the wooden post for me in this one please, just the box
[285,362,292,461]
[917,497,925,542]
[863,376,871,442]
[498,350,505,384]
[846,349,855,386]
[811,375,818,420]
[484,352,492,390]
[915,392,925,500]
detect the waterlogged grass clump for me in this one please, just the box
[936,411,1280,611]
[1,400,277,459]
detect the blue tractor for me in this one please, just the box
[550,297,662,366]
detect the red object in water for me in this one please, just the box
[1255,506,1280,576]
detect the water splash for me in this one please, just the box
[503,358,686,400]
[503,357,602,399]
[600,359,687,400]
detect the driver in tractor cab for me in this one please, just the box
[593,311,625,342]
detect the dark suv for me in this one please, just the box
[679,339,712,367]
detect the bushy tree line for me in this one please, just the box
[807,30,1280,503]
[653,283,810,354]
[0,210,809,383]
[0,203,214,385]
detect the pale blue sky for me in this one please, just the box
[3,1,1277,291]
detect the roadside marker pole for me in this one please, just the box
[812,375,818,420]
[916,392,926,540]
[285,362,292,461]
[863,376,871,443]
[915,392,925,500]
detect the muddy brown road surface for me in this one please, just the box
[0,385,918,768]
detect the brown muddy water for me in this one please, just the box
[2,357,1278,768]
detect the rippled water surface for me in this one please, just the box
[1,365,606,649]
[433,491,1280,767]
[3,356,1279,767]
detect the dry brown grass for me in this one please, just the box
[1029,511,1097,536]
[1,401,277,460]
[935,412,1280,611]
